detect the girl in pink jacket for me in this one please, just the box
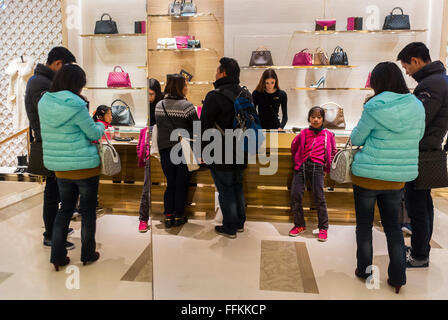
[289,107,337,241]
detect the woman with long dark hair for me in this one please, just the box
[149,78,164,126]
[155,74,199,228]
[252,69,288,130]
[38,64,105,271]
[351,62,425,293]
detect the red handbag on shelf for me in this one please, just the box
[107,66,132,88]
[175,35,194,49]
[292,49,313,66]
[315,19,336,31]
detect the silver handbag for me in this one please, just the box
[181,0,197,16]
[98,134,122,176]
[330,139,360,184]
[168,0,182,16]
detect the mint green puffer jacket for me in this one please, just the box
[351,91,425,182]
[38,91,105,171]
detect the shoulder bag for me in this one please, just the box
[110,99,136,127]
[320,102,346,129]
[330,46,349,65]
[383,7,411,30]
[414,150,448,190]
[249,47,274,66]
[94,14,119,34]
[330,138,360,184]
[293,48,313,66]
[97,134,121,176]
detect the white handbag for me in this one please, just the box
[157,38,177,49]
[320,102,346,129]
[329,139,360,184]
[180,136,200,172]
[150,125,160,160]
[97,134,122,176]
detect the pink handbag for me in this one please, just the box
[107,66,132,88]
[137,127,149,168]
[292,49,313,66]
[347,17,355,31]
[175,36,193,49]
[315,19,336,31]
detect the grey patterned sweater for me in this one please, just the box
[155,97,199,151]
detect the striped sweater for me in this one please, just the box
[155,97,199,151]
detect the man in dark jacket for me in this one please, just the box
[25,47,77,249]
[398,42,448,269]
[201,57,251,239]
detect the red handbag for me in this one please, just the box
[292,49,313,66]
[315,19,336,31]
[175,35,193,49]
[107,66,132,88]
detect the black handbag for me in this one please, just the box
[249,47,274,66]
[330,46,349,65]
[111,99,135,127]
[383,7,410,30]
[27,141,52,176]
[94,14,119,34]
[414,150,448,190]
[188,39,201,48]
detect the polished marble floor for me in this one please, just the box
[0,181,448,300]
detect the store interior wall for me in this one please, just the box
[0,0,63,167]
[225,0,444,129]
[66,0,148,127]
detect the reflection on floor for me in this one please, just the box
[1,181,448,300]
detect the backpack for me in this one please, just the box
[214,86,264,154]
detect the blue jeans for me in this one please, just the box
[51,176,99,264]
[353,185,406,286]
[210,168,246,234]
[405,181,434,260]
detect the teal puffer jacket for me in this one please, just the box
[351,91,425,182]
[38,91,105,171]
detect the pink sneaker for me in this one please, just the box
[139,221,149,233]
[318,229,328,242]
[289,226,306,237]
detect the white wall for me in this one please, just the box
[225,0,444,129]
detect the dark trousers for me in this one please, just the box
[51,176,99,264]
[43,175,61,240]
[160,148,191,218]
[139,159,151,222]
[405,181,434,260]
[291,161,329,230]
[210,168,246,234]
[353,185,406,286]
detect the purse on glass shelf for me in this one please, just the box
[175,35,193,49]
[383,7,410,30]
[347,17,363,30]
[292,49,313,66]
[168,0,182,16]
[313,48,329,65]
[315,19,336,31]
[181,0,197,17]
[107,66,132,88]
[157,38,177,49]
[320,102,346,129]
[110,99,136,127]
[330,46,349,65]
[188,39,201,48]
[94,14,119,34]
[249,47,274,66]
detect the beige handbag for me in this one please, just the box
[320,102,346,129]
[313,48,329,65]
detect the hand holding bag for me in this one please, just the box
[107,66,132,88]
[330,138,360,184]
[292,49,313,66]
[97,134,121,176]
[181,0,197,17]
[157,38,177,49]
[313,48,329,65]
[330,46,349,65]
[94,14,119,34]
[110,99,136,127]
[320,102,346,129]
[383,7,410,30]
[249,47,274,66]
[414,150,448,190]
[315,19,336,31]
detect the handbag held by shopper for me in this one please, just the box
[110,99,136,127]
[94,14,119,34]
[330,139,360,184]
[97,134,121,176]
[107,66,132,88]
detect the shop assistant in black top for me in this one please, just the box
[252,89,288,129]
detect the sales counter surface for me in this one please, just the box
[98,130,359,224]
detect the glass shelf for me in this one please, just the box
[292,87,372,91]
[293,29,427,35]
[80,33,146,39]
[148,13,213,18]
[84,87,146,90]
[158,81,214,86]
[148,48,215,52]
[241,65,357,70]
